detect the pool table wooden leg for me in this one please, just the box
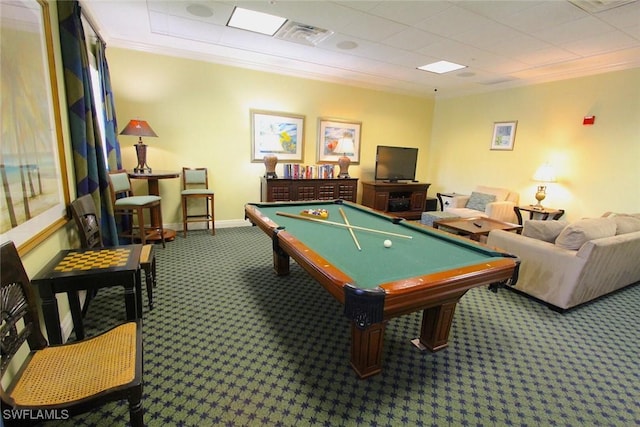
[350,321,386,378]
[272,229,290,276]
[417,301,458,351]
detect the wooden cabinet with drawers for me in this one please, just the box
[261,178,358,202]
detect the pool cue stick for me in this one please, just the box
[275,211,413,239]
[339,207,361,251]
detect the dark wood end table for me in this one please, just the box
[514,205,565,225]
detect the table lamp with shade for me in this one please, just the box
[334,136,355,178]
[120,119,157,173]
[532,162,557,209]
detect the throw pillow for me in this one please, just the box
[465,192,496,212]
[555,217,617,250]
[612,215,640,235]
[522,220,568,243]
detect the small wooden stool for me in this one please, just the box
[139,244,157,310]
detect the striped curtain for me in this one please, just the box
[95,41,122,171]
[58,1,119,245]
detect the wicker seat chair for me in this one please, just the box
[181,167,215,237]
[108,169,165,248]
[0,241,144,426]
[70,194,157,312]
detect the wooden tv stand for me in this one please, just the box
[361,181,431,220]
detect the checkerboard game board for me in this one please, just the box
[53,248,132,272]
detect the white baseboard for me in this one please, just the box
[166,219,253,232]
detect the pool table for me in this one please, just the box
[245,200,519,378]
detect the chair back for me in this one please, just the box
[0,242,48,404]
[109,170,132,193]
[70,195,104,248]
[182,167,209,190]
[108,170,134,205]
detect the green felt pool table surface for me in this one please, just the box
[248,201,508,289]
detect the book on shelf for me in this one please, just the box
[282,164,335,179]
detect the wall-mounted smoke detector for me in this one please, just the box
[275,21,334,46]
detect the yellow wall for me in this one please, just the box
[429,68,640,220]
[106,48,434,225]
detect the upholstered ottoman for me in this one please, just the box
[421,211,459,227]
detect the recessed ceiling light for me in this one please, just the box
[337,41,358,50]
[186,4,213,18]
[227,7,286,36]
[418,60,467,74]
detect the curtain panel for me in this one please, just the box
[58,0,119,245]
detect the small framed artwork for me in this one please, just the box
[317,118,362,163]
[251,110,305,162]
[490,121,517,151]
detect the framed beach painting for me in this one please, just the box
[490,121,517,151]
[251,110,305,162]
[0,0,70,254]
[317,118,361,163]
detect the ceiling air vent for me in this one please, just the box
[274,21,334,46]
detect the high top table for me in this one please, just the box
[128,170,180,241]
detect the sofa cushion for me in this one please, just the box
[555,218,617,250]
[612,215,640,235]
[465,192,496,212]
[522,220,568,242]
[476,185,510,202]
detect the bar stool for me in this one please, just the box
[108,169,165,248]
[181,167,215,237]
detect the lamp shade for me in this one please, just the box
[533,163,557,183]
[120,120,158,138]
[334,137,355,155]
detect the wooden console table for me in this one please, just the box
[261,178,358,202]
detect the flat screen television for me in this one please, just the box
[374,146,418,182]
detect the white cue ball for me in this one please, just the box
[384,239,392,248]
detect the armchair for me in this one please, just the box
[444,185,519,223]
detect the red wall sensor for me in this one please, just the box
[583,116,595,125]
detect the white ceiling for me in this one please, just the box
[81,0,640,98]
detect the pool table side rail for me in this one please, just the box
[277,227,517,319]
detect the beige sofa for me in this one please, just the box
[444,185,519,223]
[487,213,640,311]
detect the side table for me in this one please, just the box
[514,205,565,225]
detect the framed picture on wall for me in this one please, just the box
[317,118,362,163]
[490,121,517,151]
[0,0,71,255]
[251,110,305,162]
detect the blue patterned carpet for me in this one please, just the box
[51,227,639,426]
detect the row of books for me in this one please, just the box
[282,164,335,179]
